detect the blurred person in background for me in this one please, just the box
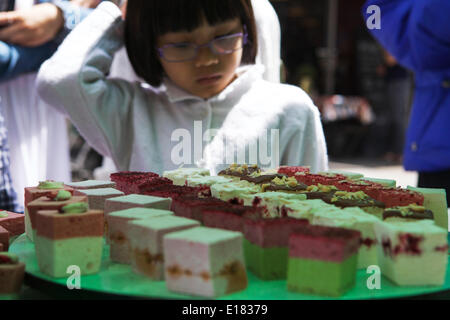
[364,0,450,206]
[0,0,96,211]
[377,49,413,164]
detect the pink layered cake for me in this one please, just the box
[287,225,361,297]
[203,205,262,232]
[27,192,88,241]
[0,226,9,251]
[0,253,25,295]
[110,171,160,194]
[0,211,25,238]
[65,180,116,190]
[107,208,174,264]
[295,173,346,186]
[243,217,309,280]
[164,227,248,297]
[73,188,124,210]
[24,181,74,241]
[34,203,104,278]
[128,215,200,280]
[170,196,227,223]
[277,166,310,176]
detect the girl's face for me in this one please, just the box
[157,18,244,99]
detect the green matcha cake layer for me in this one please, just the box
[129,215,199,231]
[110,194,168,205]
[35,236,103,278]
[287,254,358,297]
[108,208,174,219]
[243,238,288,280]
[164,227,242,245]
[76,188,124,196]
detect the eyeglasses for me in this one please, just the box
[157,26,248,62]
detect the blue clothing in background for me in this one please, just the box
[363,0,450,172]
[0,0,92,82]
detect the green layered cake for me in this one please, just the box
[287,224,361,297]
[34,203,104,278]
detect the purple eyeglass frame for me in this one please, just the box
[157,25,249,62]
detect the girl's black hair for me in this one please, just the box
[124,0,258,87]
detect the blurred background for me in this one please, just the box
[70,0,416,186]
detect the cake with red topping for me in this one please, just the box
[142,184,210,199]
[372,188,424,208]
[277,166,310,176]
[295,173,347,186]
[110,171,160,194]
[135,177,173,194]
[0,253,25,295]
[243,217,309,280]
[287,224,361,297]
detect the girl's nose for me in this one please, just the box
[194,46,219,67]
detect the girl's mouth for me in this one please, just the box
[196,74,222,85]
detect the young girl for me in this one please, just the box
[37,0,328,175]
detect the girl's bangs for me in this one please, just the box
[150,0,246,35]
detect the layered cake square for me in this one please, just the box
[27,193,88,241]
[210,180,260,203]
[0,211,25,238]
[73,188,124,210]
[287,224,361,297]
[104,194,172,217]
[372,188,424,208]
[312,207,379,269]
[407,186,448,230]
[163,167,210,186]
[134,177,173,194]
[186,175,233,187]
[260,176,308,193]
[383,204,434,222]
[170,196,227,223]
[65,180,116,190]
[239,192,308,218]
[0,253,25,295]
[202,205,262,232]
[110,171,159,194]
[107,208,173,264]
[218,163,261,180]
[24,181,74,241]
[243,217,309,280]
[141,184,209,199]
[323,191,385,219]
[164,227,248,297]
[374,219,448,286]
[34,203,104,278]
[128,216,200,280]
